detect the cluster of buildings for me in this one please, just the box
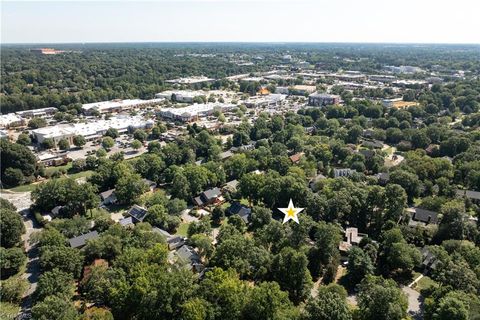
[0,107,58,129]
[81,98,164,115]
[158,102,236,122]
[31,115,154,147]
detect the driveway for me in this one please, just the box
[402,286,423,320]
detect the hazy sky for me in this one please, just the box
[2,0,480,44]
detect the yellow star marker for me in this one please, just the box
[279,199,304,224]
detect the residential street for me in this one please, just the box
[1,191,41,317]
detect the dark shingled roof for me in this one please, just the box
[413,208,439,224]
[456,189,480,200]
[128,205,148,222]
[69,231,99,248]
[227,202,251,223]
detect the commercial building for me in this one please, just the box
[0,113,26,129]
[16,107,58,119]
[368,75,397,83]
[81,98,164,115]
[155,90,205,103]
[289,85,317,96]
[165,76,214,85]
[308,92,341,107]
[159,103,235,122]
[31,115,154,147]
[244,94,286,108]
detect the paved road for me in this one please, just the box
[20,211,41,317]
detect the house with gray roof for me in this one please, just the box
[69,231,99,249]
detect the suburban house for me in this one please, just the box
[100,189,117,205]
[375,172,390,185]
[289,152,304,164]
[421,247,440,273]
[227,202,251,223]
[175,245,203,272]
[334,168,356,178]
[223,179,239,193]
[456,189,480,204]
[361,139,383,149]
[219,150,234,161]
[153,227,186,250]
[69,231,99,249]
[193,187,223,207]
[407,207,439,227]
[127,205,149,223]
[339,227,367,252]
[309,173,327,191]
[142,179,157,191]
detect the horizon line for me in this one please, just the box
[2,40,480,46]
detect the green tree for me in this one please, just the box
[0,247,27,278]
[133,129,147,142]
[42,138,55,149]
[131,139,142,150]
[3,167,25,186]
[31,295,78,320]
[272,247,313,304]
[357,275,408,320]
[0,207,25,248]
[0,276,28,303]
[73,135,86,148]
[57,138,70,150]
[35,269,75,301]
[28,117,47,129]
[105,128,119,139]
[39,246,84,278]
[347,247,374,285]
[102,137,115,150]
[114,172,148,204]
[16,133,31,146]
[243,281,299,320]
[303,284,352,320]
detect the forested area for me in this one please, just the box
[2,43,479,113]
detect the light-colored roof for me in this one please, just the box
[31,115,154,139]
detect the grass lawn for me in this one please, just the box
[45,162,73,175]
[7,183,41,192]
[175,222,190,236]
[68,170,94,180]
[414,275,438,292]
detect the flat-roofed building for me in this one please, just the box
[31,115,154,147]
[308,92,341,107]
[155,90,205,103]
[165,76,214,85]
[290,85,317,96]
[0,113,26,129]
[81,98,164,115]
[16,107,58,119]
[159,103,235,122]
[244,94,286,108]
